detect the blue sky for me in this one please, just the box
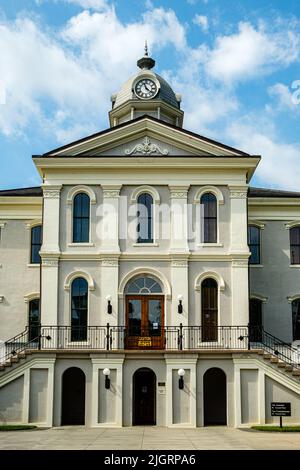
[0,0,299,190]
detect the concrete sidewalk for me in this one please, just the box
[0,426,300,450]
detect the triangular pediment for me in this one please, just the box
[42,116,250,158]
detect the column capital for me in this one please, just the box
[169,185,190,199]
[228,185,248,199]
[42,184,62,199]
[102,185,122,198]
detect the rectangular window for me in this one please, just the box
[248,226,260,265]
[31,225,42,264]
[290,227,300,265]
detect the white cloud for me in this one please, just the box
[63,0,109,10]
[227,120,300,190]
[205,22,300,83]
[268,82,299,112]
[193,14,208,32]
[0,7,187,141]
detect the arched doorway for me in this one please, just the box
[203,368,227,425]
[133,368,156,425]
[61,367,86,425]
[125,275,164,349]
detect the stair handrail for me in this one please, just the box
[257,327,300,370]
[1,326,40,365]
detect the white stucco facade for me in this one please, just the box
[1,51,300,428]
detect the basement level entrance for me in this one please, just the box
[203,368,227,426]
[133,368,156,425]
[61,367,86,425]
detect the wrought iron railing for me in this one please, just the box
[1,326,40,365]
[1,325,300,371]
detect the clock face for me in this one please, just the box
[134,78,158,99]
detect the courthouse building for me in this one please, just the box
[1,48,300,428]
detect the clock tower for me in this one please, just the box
[109,43,184,128]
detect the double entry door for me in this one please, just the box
[126,295,164,349]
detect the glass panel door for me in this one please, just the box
[126,295,164,349]
[128,299,142,336]
[148,299,162,337]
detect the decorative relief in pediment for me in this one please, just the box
[125,137,169,156]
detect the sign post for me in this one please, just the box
[271,402,291,428]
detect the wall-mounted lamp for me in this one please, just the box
[177,295,183,314]
[103,368,111,389]
[106,295,112,314]
[178,368,185,389]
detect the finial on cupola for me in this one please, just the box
[137,40,155,70]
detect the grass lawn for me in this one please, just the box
[0,425,37,431]
[252,426,300,432]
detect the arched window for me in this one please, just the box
[28,299,40,342]
[201,278,218,341]
[248,226,261,265]
[73,193,90,243]
[292,299,300,341]
[31,225,42,264]
[125,275,162,294]
[201,193,217,243]
[290,227,300,265]
[71,277,88,341]
[137,193,153,243]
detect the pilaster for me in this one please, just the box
[100,185,121,253]
[40,185,61,326]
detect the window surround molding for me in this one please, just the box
[194,271,225,292]
[130,185,160,204]
[248,219,265,230]
[119,267,171,300]
[64,271,95,291]
[195,272,224,329]
[66,185,97,205]
[285,221,300,230]
[194,186,224,245]
[130,186,160,245]
[250,294,268,304]
[287,294,300,304]
[193,186,224,205]
[24,292,40,303]
[25,219,42,230]
[67,186,96,245]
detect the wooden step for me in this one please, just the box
[292,369,300,376]
[257,350,264,356]
[18,352,26,359]
[270,357,279,364]
[0,364,5,371]
[263,353,271,360]
[285,365,293,372]
[10,357,19,363]
[277,361,286,368]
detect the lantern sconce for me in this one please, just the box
[106,295,112,314]
[177,294,183,314]
[178,368,185,389]
[103,368,111,389]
